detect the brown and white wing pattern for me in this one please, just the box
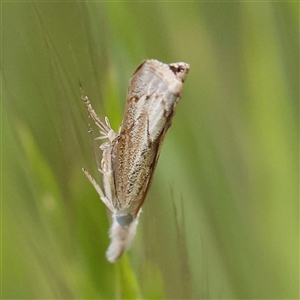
[82,59,189,262]
[113,60,189,216]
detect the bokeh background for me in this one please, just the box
[2,2,298,299]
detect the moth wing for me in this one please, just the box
[112,61,183,215]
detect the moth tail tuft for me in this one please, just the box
[106,216,138,263]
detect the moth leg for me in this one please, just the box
[81,94,117,142]
[82,168,114,212]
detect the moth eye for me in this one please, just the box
[116,214,134,226]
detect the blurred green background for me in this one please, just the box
[2,2,298,299]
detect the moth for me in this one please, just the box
[82,59,189,262]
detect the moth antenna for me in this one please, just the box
[82,168,114,212]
